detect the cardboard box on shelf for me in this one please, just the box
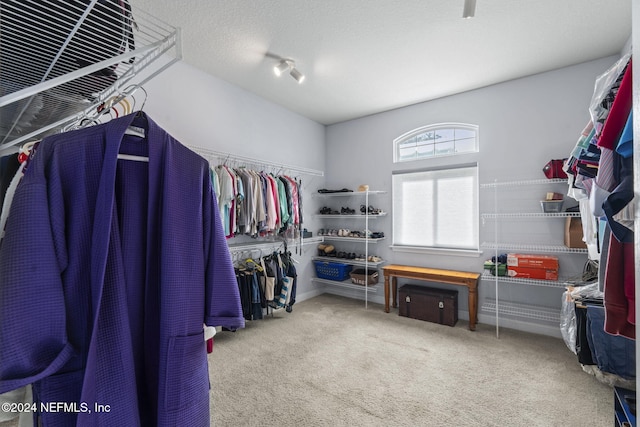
[565,217,587,249]
[507,266,559,281]
[506,254,559,270]
[545,192,564,201]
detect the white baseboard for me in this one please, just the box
[294,287,326,303]
[316,289,561,338]
[477,313,562,338]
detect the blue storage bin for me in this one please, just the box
[314,261,352,281]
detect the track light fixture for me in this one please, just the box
[273,59,305,84]
[289,67,305,84]
[274,59,291,76]
[463,0,476,18]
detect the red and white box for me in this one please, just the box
[506,254,559,270]
[507,266,559,281]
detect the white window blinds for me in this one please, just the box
[392,165,478,251]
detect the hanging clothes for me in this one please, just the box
[212,164,302,241]
[0,159,26,240]
[0,113,244,427]
[0,152,21,209]
[215,164,235,237]
[280,251,298,311]
[0,151,34,427]
[564,55,636,341]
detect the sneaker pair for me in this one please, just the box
[337,252,356,259]
[360,205,384,215]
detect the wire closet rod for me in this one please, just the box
[189,146,324,177]
[228,237,322,255]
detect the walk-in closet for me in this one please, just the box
[0,1,637,426]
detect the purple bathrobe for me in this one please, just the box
[0,113,244,426]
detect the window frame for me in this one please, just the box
[391,163,480,255]
[393,122,479,163]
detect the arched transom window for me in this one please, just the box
[393,123,478,163]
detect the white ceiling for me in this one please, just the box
[130,0,631,125]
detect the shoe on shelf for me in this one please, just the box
[367,205,384,215]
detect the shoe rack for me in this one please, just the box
[312,189,387,308]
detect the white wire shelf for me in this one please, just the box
[311,277,379,292]
[480,178,568,188]
[316,213,387,219]
[481,212,581,219]
[313,256,385,267]
[480,242,588,254]
[320,236,386,243]
[314,190,387,197]
[480,272,571,288]
[0,2,181,149]
[482,298,561,323]
[228,236,323,253]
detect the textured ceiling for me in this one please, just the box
[129,0,631,125]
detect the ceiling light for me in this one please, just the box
[273,59,291,76]
[463,0,476,18]
[289,67,305,84]
[273,58,305,83]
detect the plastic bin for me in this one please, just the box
[314,261,352,281]
[540,200,563,213]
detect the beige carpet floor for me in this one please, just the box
[209,293,615,427]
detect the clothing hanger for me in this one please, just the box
[244,258,263,272]
[17,140,40,163]
[135,86,148,113]
[118,115,149,163]
[117,98,132,116]
[119,89,149,162]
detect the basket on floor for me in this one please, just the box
[349,268,379,286]
[314,261,352,281]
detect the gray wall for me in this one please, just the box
[138,55,621,337]
[136,60,328,303]
[324,55,620,336]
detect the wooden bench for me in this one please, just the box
[382,265,481,331]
